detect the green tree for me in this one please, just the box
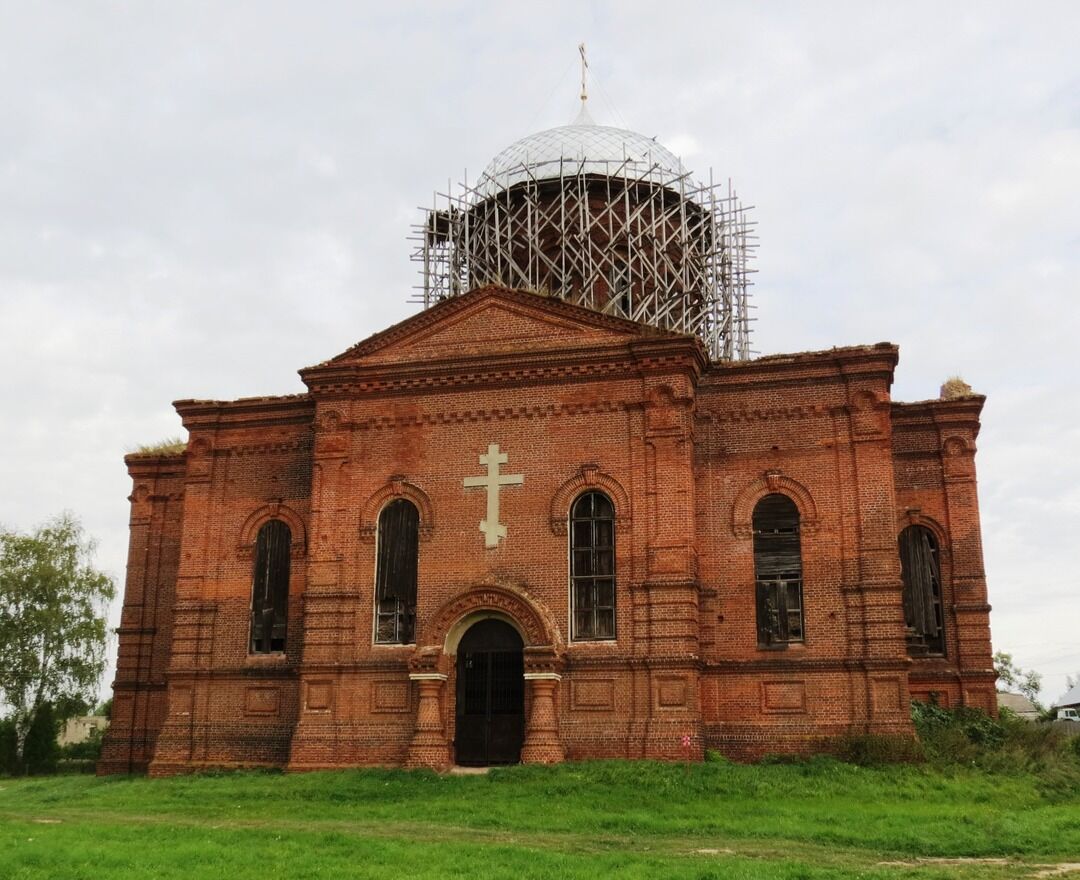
[993,651,1043,708]
[0,513,115,771]
[23,701,60,774]
[0,716,17,775]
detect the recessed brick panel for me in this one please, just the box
[305,681,333,712]
[762,681,807,714]
[657,677,688,709]
[570,679,616,711]
[372,681,410,713]
[871,677,903,715]
[171,686,193,716]
[244,687,281,716]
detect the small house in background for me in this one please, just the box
[58,715,108,747]
[995,693,1040,721]
[1053,683,1080,713]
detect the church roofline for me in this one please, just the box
[891,396,986,438]
[737,341,899,367]
[123,449,187,465]
[173,393,314,429]
[300,335,707,397]
[173,392,311,409]
[891,396,986,412]
[306,284,693,371]
[702,342,899,389]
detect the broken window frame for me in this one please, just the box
[752,493,804,648]
[898,525,945,656]
[569,491,616,641]
[250,519,291,654]
[374,498,419,645]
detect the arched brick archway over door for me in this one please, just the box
[420,583,562,653]
[405,585,565,769]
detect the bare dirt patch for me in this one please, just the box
[879,860,1080,878]
[1031,865,1080,878]
[879,858,1011,867]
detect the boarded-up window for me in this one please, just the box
[570,491,615,640]
[753,494,804,647]
[375,499,419,644]
[899,525,944,655]
[250,520,291,653]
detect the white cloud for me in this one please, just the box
[1,0,1078,703]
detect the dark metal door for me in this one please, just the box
[455,619,524,766]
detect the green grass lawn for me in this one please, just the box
[1,759,1078,879]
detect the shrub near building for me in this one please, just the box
[912,700,1080,801]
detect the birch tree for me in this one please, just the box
[0,513,115,767]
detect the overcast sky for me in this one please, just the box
[2,1,1077,705]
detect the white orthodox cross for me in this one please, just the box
[463,443,524,549]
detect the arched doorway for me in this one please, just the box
[455,618,524,766]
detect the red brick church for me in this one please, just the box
[100,102,995,775]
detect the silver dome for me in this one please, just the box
[414,105,755,362]
[478,117,690,196]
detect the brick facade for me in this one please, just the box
[99,285,996,774]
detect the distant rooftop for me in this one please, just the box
[1054,682,1080,708]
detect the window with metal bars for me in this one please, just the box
[898,525,945,656]
[570,491,615,640]
[752,494,804,647]
[374,499,419,644]
[250,520,291,653]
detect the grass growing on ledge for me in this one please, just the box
[1,759,1078,879]
[128,437,186,455]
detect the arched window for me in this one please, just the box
[898,525,944,655]
[375,499,419,644]
[753,494,804,647]
[250,520,291,653]
[570,491,615,641]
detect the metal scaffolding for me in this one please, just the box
[410,154,756,361]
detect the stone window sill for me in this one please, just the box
[245,652,289,666]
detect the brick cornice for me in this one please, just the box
[300,337,704,398]
[298,660,411,674]
[696,403,832,424]
[303,345,631,394]
[354,398,627,431]
[702,658,911,674]
[124,453,187,476]
[110,680,167,692]
[701,343,899,393]
[162,666,300,680]
[174,394,314,430]
[563,655,701,671]
[891,396,986,439]
[230,439,312,457]
[891,396,985,420]
[115,626,158,636]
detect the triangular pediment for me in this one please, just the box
[319,286,671,367]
